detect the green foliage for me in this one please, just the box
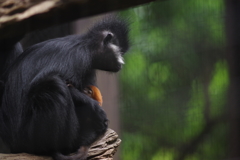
[121,133,153,160]
[185,81,205,139]
[152,149,175,160]
[119,0,227,159]
[208,61,229,118]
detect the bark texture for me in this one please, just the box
[0,129,121,160]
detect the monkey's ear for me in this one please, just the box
[103,31,114,45]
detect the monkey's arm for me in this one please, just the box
[67,86,108,144]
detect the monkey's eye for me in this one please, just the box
[103,32,113,45]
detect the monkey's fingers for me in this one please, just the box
[66,80,74,87]
[83,86,93,97]
[67,84,73,87]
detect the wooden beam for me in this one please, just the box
[0,0,155,40]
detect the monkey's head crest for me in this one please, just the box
[88,16,130,72]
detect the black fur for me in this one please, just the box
[0,16,129,160]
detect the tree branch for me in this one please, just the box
[0,128,121,160]
[175,115,225,160]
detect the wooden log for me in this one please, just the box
[0,0,156,41]
[0,128,121,160]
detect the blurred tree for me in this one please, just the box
[119,0,227,159]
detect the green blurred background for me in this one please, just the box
[119,0,228,159]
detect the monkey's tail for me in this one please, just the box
[53,146,89,160]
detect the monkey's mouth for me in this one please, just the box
[116,53,124,65]
[108,43,124,65]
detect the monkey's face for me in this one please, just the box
[86,16,129,72]
[91,31,126,72]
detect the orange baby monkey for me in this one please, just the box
[83,85,103,106]
[67,82,103,106]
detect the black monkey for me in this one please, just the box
[0,38,23,119]
[0,16,129,160]
[0,38,23,153]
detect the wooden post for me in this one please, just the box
[225,0,240,158]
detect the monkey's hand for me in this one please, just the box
[66,80,74,87]
[83,85,103,106]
